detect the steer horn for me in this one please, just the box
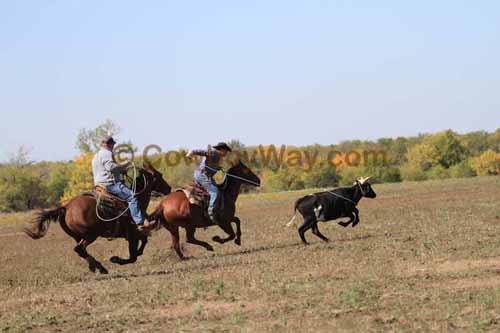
[357,176,372,184]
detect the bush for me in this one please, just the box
[400,163,428,182]
[472,150,500,176]
[0,166,48,212]
[62,153,95,202]
[266,168,304,191]
[449,160,476,178]
[45,163,71,205]
[426,165,451,180]
[303,165,339,188]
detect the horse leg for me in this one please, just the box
[212,221,236,244]
[298,217,316,245]
[165,225,185,260]
[185,226,214,252]
[233,217,242,246]
[136,235,148,256]
[311,222,329,242]
[110,236,139,265]
[74,239,108,274]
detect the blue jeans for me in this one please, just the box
[194,170,219,218]
[106,182,144,224]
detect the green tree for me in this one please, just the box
[432,130,469,168]
[76,119,121,153]
[303,164,339,188]
[0,147,48,212]
[460,130,490,156]
[45,163,72,205]
[266,168,304,191]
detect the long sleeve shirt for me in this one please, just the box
[191,149,222,177]
[92,148,126,186]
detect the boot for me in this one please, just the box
[208,211,221,226]
[138,218,158,232]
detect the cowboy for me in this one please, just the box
[186,142,232,224]
[91,136,155,230]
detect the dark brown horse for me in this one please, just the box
[24,163,171,273]
[151,161,261,259]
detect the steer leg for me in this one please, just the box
[312,222,329,242]
[338,211,356,228]
[298,216,316,245]
[351,208,360,227]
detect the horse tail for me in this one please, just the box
[148,205,165,226]
[24,206,66,239]
[285,196,309,228]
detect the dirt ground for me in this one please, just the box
[1,176,500,332]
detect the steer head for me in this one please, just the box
[355,176,377,198]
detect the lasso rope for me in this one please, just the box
[205,165,260,187]
[95,162,144,222]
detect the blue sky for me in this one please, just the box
[0,0,499,161]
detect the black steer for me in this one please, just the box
[286,177,376,244]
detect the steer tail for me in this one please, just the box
[285,196,309,228]
[285,213,298,228]
[24,207,65,239]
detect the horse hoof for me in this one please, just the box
[110,256,121,264]
[206,246,215,252]
[235,239,241,246]
[212,236,223,243]
[352,222,359,227]
[338,222,350,228]
[99,267,109,274]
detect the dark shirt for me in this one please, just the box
[191,149,222,177]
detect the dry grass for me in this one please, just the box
[1,176,500,332]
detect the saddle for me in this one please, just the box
[177,182,210,208]
[93,185,129,219]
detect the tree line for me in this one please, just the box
[1,121,498,212]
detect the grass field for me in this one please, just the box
[1,177,500,332]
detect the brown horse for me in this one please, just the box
[151,161,261,259]
[24,163,171,273]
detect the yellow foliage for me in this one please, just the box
[61,153,95,203]
[472,150,500,176]
[406,143,440,171]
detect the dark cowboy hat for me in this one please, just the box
[101,136,117,145]
[213,142,232,152]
